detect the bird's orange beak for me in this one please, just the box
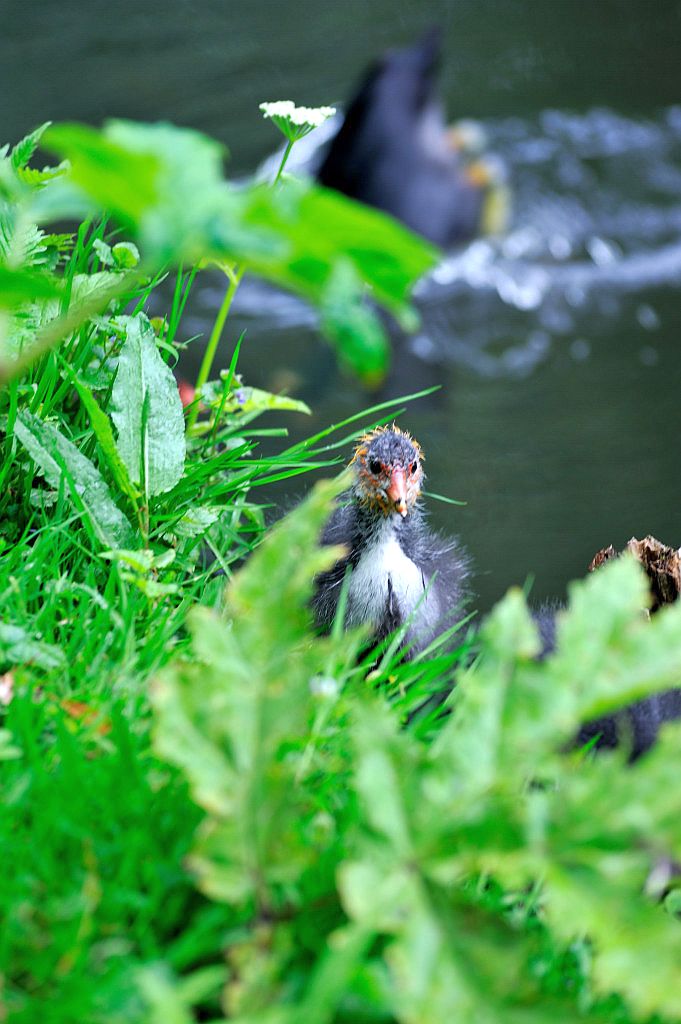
[387,466,408,517]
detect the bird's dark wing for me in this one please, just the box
[317,29,484,247]
[311,493,361,630]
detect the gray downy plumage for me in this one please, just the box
[312,427,470,657]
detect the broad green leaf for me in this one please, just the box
[351,702,417,857]
[14,410,135,548]
[3,269,130,368]
[550,555,681,721]
[43,122,160,225]
[110,313,186,496]
[92,237,114,266]
[537,727,681,1018]
[241,179,437,323]
[438,558,681,789]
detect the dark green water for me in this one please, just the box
[4,0,681,610]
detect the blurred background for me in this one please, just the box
[4,0,681,611]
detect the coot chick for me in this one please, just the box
[313,425,470,656]
[317,29,508,247]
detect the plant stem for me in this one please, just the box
[188,265,244,430]
[274,137,296,184]
[187,131,297,431]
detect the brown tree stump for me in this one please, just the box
[588,535,681,613]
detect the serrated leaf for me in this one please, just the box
[153,476,350,906]
[14,410,135,548]
[10,122,52,170]
[111,313,185,496]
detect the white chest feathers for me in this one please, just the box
[346,525,435,631]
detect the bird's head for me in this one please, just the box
[350,425,424,518]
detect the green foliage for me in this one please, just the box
[2,112,680,1024]
[154,496,681,1024]
[38,119,436,380]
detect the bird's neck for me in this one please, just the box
[352,498,421,555]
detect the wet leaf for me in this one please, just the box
[14,410,135,548]
[110,313,186,497]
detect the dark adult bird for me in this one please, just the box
[312,425,470,657]
[316,29,508,247]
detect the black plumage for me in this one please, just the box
[317,29,502,247]
[312,426,470,657]
[534,603,681,761]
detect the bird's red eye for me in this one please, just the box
[369,459,381,474]
[409,460,418,474]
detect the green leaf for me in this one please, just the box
[3,269,131,374]
[540,730,681,1019]
[551,555,681,722]
[201,380,311,417]
[43,122,160,226]
[65,365,139,503]
[42,120,435,380]
[10,121,52,170]
[163,505,221,540]
[111,240,140,268]
[241,179,437,324]
[14,410,135,548]
[92,237,114,266]
[320,259,389,382]
[110,313,186,497]
[0,265,62,307]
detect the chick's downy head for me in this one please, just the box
[351,425,424,517]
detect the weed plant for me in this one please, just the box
[0,111,680,1023]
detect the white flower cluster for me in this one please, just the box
[259,100,336,141]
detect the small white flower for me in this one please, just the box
[259,100,336,142]
[309,675,339,699]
